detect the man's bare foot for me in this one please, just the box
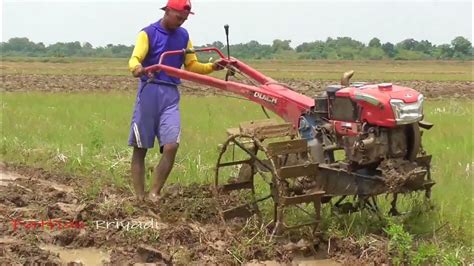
[148,192,161,203]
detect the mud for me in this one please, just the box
[2,74,473,98]
[379,158,424,191]
[327,236,388,265]
[0,239,62,265]
[2,162,382,265]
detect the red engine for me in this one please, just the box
[307,81,426,168]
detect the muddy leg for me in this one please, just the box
[149,143,179,200]
[389,193,400,216]
[131,147,147,201]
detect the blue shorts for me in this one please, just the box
[128,81,181,151]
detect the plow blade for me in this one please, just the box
[315,161,433,196]
[314,165,386,196]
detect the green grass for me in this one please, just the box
[1,92,473,261]
[2,58,472,81]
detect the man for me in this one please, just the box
[128,0,225,201]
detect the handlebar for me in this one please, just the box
[144,47,231,74]
[143,47,273,86]
[157,47,226,65]
[138,47,314,126]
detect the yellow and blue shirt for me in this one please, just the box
[128,20,214,84]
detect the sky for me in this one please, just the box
[1,0,472,48]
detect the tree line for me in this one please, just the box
[1,36,472,60]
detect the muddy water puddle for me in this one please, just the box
[40,245,110,265]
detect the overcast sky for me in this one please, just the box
[2,0,472,47]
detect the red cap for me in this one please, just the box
[161,0,194,14]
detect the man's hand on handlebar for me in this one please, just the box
[133,65,155,79]
[132,65,146,77]
[212,58,236,71]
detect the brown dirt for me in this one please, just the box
[379,158,424,191]
[327,235,388,265]
[2,74,473,98]
[2,162,381,265]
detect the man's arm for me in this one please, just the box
[128,31,149,77]
[184,40,215,74]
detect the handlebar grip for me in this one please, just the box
[224,24,229,36]
[224,25,230,60]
